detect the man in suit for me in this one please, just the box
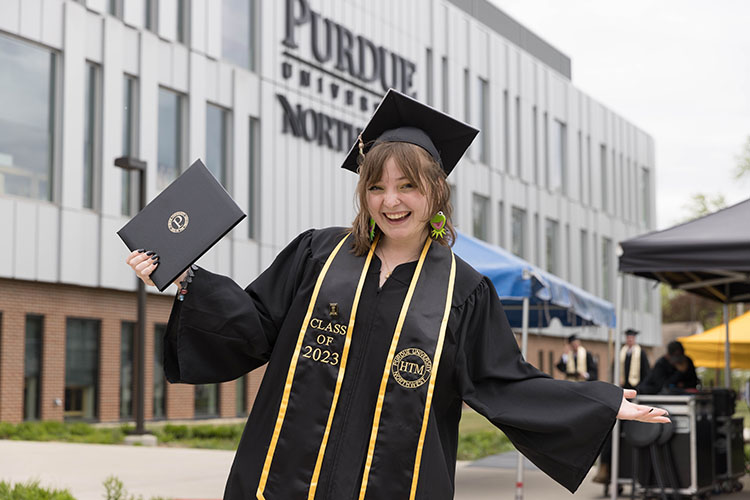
[556,334,598,381]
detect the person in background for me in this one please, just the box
[620,328,651,389]
[593,328,652,484]
[556,334,598,381]
[638,340,699,395]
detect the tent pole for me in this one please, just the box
[515,296,530,500]
[724,302,731,389]
[610,273,623,500]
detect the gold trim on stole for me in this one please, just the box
[307,235,379,499]
[358,237,433,500]
[409,251,456,499]
[257,233,351,500]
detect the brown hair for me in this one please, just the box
[350,142,456,256]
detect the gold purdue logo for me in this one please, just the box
[168,211,189,233]
[391,348,432,389]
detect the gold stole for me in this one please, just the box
[566,346,588,380]
[255,233,456,500]
[620,344,641,387]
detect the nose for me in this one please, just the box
[383,189,400,208]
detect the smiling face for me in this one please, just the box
[366,157,430,248]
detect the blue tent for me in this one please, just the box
[452,232,615,328]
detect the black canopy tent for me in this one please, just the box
[608,198,750,499]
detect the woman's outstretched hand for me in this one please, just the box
[616,389,670,423]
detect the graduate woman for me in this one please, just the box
[126,89,668,499]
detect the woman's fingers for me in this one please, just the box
[125,249,159,287]
[623,389,637,399]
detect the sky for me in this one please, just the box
[490,0,750,229]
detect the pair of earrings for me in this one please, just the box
[368,211,446,240]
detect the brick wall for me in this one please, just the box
[0,278,266,424]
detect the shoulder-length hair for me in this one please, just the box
[350,141,456,256]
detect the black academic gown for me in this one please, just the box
[556,350,598,381]
[637,355,699,395]
[164,227,622,499]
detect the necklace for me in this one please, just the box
[378,247,420,280]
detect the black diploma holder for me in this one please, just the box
[117,159,246,291]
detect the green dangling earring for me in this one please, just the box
[430,211,447,239]
[369,217,376,241]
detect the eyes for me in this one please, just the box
[368,183,415,192]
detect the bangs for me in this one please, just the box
[359,142,429,194]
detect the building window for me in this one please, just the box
[248,117,260,239]
[109,0,124,19]
[602,237,613,301]
[206,103,229,187]
[120,322,135,419]
[145,0,159,32]
[511,206,526,258]
[472,193,490,242]
[534,213,540,265]
[425,48,433,106]
[121,76,138,216]
[498,201,505,248]
[477,78,489,164]
[153,324,167,418]
[640,167,651,226]
[441,56,449,112]
[157,88,185,190]
[65,319,100,420]
[0,34,56,201]
[515,96,522,177]
[586,135,592,205]
[543,112,549,189]
[83,62,101,210]
[532,106,538,184]
[503,90,510,173]
[580,229,588,290]
[549,119,565,193]
[195,384,219,417]
[24,315,44,421]
[463,68,470,123]
[222,0,256,71]
[177,0,190,44]
[577,130,583,202]
[545,218,559,275]
[236,375,247,417]
[600,144,608,212]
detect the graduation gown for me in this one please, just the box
[620,346,650,390]
[637,355,699,395]
[164,227,622,499]
[556,349,598,381]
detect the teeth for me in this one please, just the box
[385,212,409,220]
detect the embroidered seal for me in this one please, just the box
[391,348,432,389]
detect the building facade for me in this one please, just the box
[0,0,658,423]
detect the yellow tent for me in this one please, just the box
[679,311,750,369]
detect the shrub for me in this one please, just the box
[0,480,76,500]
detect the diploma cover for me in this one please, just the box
[117,159,246,291]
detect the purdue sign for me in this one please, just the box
[278,0,419,153]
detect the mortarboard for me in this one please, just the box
[567,334,579,343]
[624,328,640,336]
[341,88,479,176]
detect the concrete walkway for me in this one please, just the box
[1,440,748,499]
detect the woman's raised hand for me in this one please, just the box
[616,389,670,423]
[126,249,160,287]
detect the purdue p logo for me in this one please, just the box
[168,211,189,233]
[392,348,432,389]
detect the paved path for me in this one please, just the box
[1,440,748,499]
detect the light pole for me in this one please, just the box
[114,156,147,435]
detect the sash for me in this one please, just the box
[565,346,587,380]
[256,233,456,500]
[620,344,641,387]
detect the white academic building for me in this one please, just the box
[0,0,658,423]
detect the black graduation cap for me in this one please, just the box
[567,334,579,343]
[624,328,640,336]
[341,88,479,176]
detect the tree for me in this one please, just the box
[681,192,727,222]
[734,135,750,180]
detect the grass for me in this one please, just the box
[0,480,76,500]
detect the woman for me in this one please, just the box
[127,90,667,499]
